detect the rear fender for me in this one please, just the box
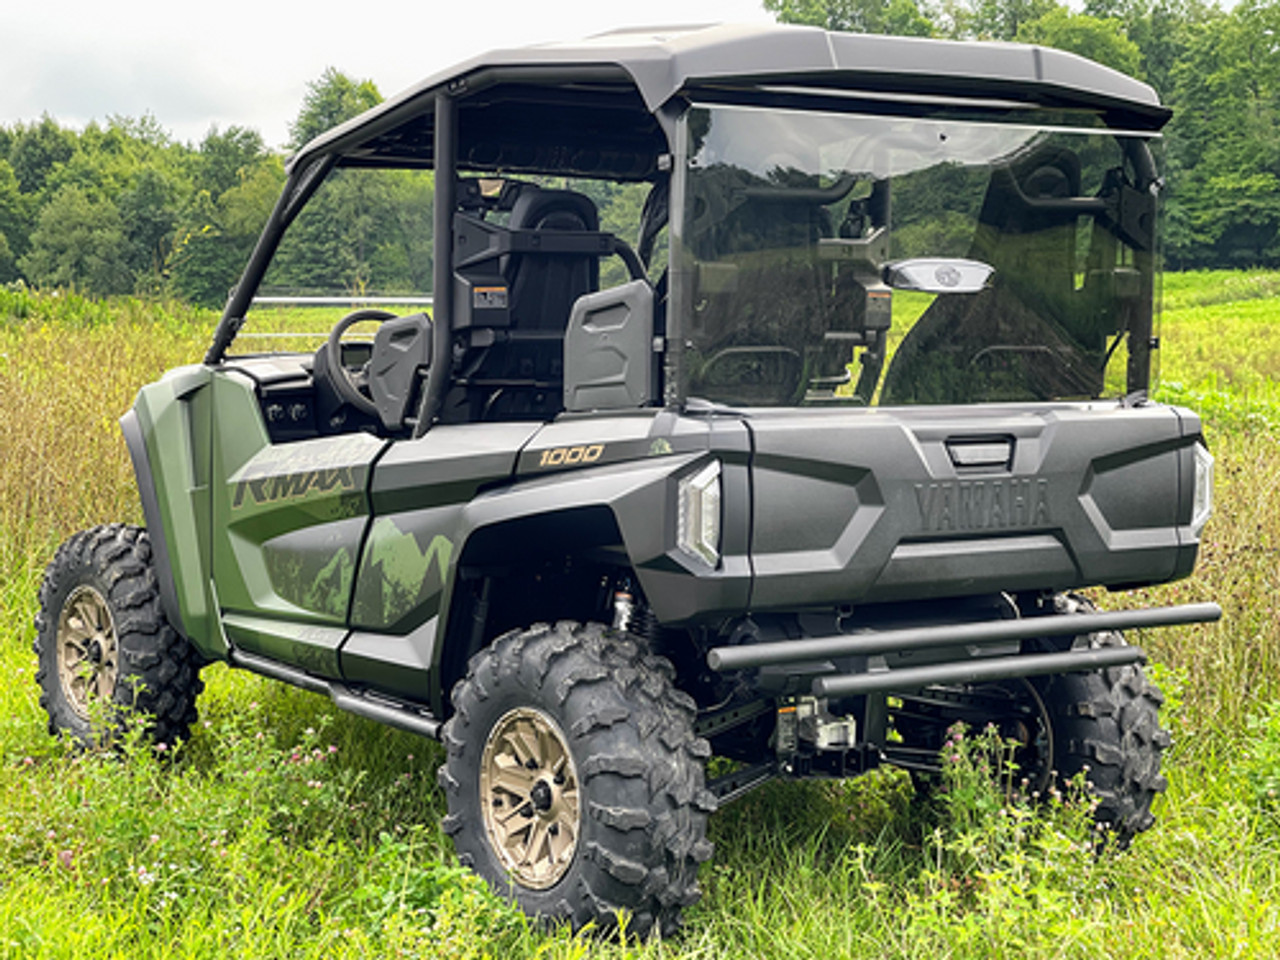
[428,446,752,713]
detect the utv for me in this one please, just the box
[36,23,1219,937]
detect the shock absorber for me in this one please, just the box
[612,575,662,647]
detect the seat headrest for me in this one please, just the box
[509,187,599,232]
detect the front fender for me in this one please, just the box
[119,365,221,659]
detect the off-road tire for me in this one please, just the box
[1031,595,1170,845]
[438,621,716,938]
[890,595,1169,845]
[33,524,204,748]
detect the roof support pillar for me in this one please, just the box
[415,92,457,437]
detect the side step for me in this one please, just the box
[229,649,443,741]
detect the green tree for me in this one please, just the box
[170,157,286,307]
[118,167,178,284]
[7,116,76,194]
[1084,0,1199,93]
[265,68,410,295]
[19,185,133,295]
[288,68,382,150]
[197,126,268,200]
[1163,1,1280,267]
[1016,8,1142,74]
[763,0,935,36]
[0,160,28,283]
[967,0,1060,40]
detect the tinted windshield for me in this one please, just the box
[672,104,1159,407]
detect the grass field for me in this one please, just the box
[3,275,1280,957]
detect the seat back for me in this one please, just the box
[506,187,600,332]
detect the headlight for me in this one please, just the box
[678,460,721,566]
[1191,442,1213,535]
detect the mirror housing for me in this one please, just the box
[883,258,994,294]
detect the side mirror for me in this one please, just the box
[368,313,432,431]
[883,258,994,294]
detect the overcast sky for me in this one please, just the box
[3,1,775,149]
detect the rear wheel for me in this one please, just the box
[33,524,204,748]
[439,621,716,937]
[888,597,1169,844]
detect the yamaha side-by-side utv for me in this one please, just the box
[35,23,1220,936]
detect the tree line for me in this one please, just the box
[0,68,419,308]
[770,0,1280,269]
[1,1,1277,307]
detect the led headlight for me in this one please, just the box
[678,460,722,566]
[1191,442,1214,535]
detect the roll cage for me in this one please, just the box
[204,24,1171,430]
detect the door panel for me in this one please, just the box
[210,371,385,669]
[348,422,543,632]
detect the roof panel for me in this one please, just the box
[289,23,1168,172]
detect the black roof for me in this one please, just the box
[289,23,1169,179]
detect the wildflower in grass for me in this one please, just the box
[56,849,73,870]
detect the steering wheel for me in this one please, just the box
[325,308,398,416]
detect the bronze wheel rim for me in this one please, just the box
[56,585,118,721]
[479,706,581,889]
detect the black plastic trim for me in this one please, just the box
[119,409,187,639]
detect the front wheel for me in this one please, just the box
[33,524,204,748]
[438,622,716,938]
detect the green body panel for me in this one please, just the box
[219,614,348,676]
[126,365,219,657]
[350,515,454,630]
[209,371,385,669]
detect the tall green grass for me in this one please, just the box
[3,273,1280,957]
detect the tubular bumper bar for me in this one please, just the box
[812,645,1144,698]
[706,601,1221,695]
